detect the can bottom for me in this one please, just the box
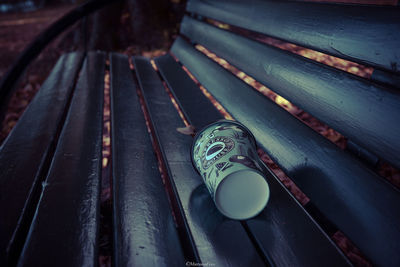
[215,170,270,220]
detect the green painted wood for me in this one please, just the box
[154,54,221,129]
[371,68,400,89]
[110,53,186,267]
[180,16,400,170]
[134,56,267,266]
[0,52,84,265]
[171,37,400,267]
[187,0,400,73]
[17,52,105,267]
[155,52,351,267]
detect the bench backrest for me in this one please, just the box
[169,0,400,266]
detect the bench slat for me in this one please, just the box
[171,37,400,267]
[110,53,186,266]
[134,56,267,266]
[187,0,400,73]
[155,56,221,129]
[155,53,351,267]
[17,52,105,267]
[180,16,400,169]
[371,68,400,89]
[0,52,84,265]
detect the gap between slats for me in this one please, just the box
[189,11,400,90]
[145,57,274,267]
[192,43,400,191]
[127,57,200,264]
[193,14,400,90]
[99,59,112,267]
[6,54,85,267]
[179,16,400,174]
[167,51,373,266]
[150,59,192,128]
[203,17,375,80]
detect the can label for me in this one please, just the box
[191,120,270,219]
[192,120,263,197]
[201,137,235,169]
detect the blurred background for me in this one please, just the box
[0,0,187,143]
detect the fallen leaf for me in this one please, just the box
[176,125,196,135]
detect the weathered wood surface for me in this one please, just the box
[156,53,351,267]
[187,0,400,73]
[17,52,105,267]
[135,56,267,266]
[171,37,400,267]
[110,53,186,267]
[0,52,84,265]
[180,16,400,170]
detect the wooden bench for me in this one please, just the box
[1,0,400,266]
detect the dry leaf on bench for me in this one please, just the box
[176,125,196,135]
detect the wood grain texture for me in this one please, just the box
[171,37,400,267]
[154,54,222,129]
[134,56,266,267]
[17,52,105,267]
[187,0,400,73]
[180,16,400,170]
[0,52,84,265]
[110,53,185,267]
[155,53,351,267]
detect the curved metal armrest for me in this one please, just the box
[0,0,122,124]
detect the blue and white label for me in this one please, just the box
[201,137,235,169]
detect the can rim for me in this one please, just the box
[213,168,270,220]
[190,119,258,175]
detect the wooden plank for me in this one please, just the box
[171,37,400,267]
[180,16,400,169]
[154,54,221,129]
[17,52,105,267]
[134,56,267,266]
[0,52,84,265]
[187,0,400,73]
[110,53,186,266]
[155,53,351,267]
[371,68,400,89]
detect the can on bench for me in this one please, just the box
[191,120,270,220]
